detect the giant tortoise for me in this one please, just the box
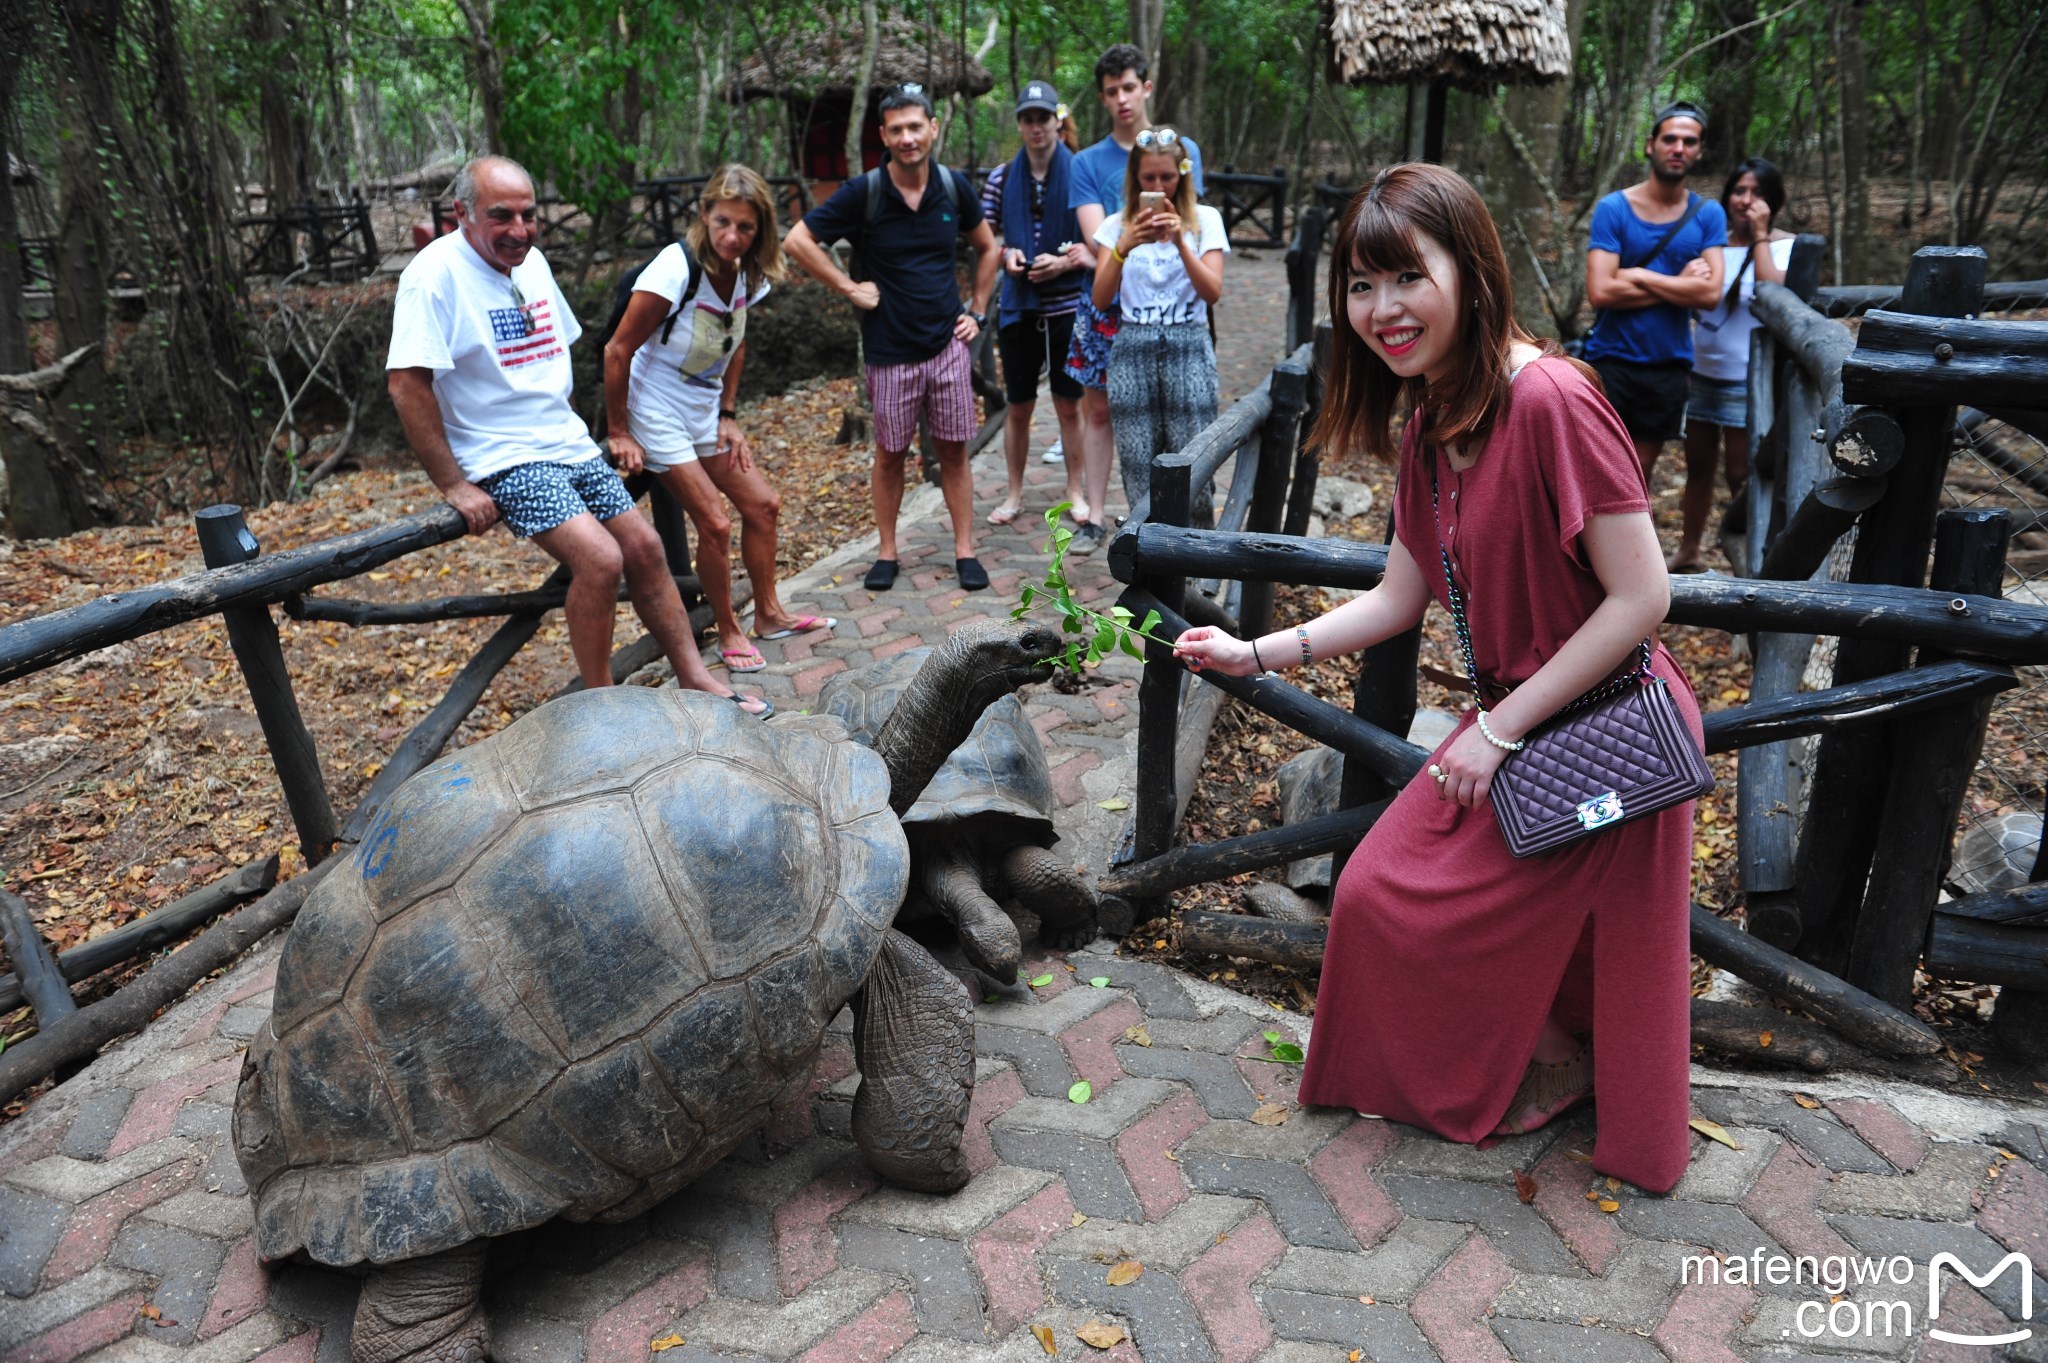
[819,648,1097,983]
[233,619,1061,1363]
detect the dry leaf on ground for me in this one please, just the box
[1513,1169,1537,1204]
[1792,1093,1821,1109]
[1075,1321,1127,1350]
[650,1336,686,1353]
[1105,1260,1144,1287]
[1032,1323,1058,1354]
[1688,1117,1742,1150]
[1249,1103,1289,1126]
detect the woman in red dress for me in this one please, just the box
[1172,164,1700,1194]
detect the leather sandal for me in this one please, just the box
[1494,1038,1592,1137]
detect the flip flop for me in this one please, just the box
[1066,501,1093,525]
[986,502,1023,526]
[716,641,768,672]
[753,614,836,641]
[723,691,774,720]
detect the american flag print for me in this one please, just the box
[492,294,564,369]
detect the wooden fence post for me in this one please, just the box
[1238,362,1310,639]
[194,505,339,864]
[1285,206,1327,354]
[1133,454,1193,879]
[1795,246,1988,974]
[1845,507,2011,1006]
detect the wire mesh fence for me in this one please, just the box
[1941,409,2048,895]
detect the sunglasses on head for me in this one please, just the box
[1134,126,1181,149]
[508,280,536,338]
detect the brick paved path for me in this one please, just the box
[5,259,2048,1362]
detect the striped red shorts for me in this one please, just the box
[866,340,978,453]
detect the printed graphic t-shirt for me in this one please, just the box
[1092,204,1230,325]
[625,244,771,456]
[386,231,599,481]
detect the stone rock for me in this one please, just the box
[1311,477,1376,523]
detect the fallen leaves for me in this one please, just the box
[1096,797,1130,811]
[1688,1117,1742,1150]
[1758,1030,1774,1048]
[1068,1081,1093,1104]
[1249,1103,1290,1126]
[1070,1212,1089,1227]
[1123,1025,1152,1047]
[1597,1198,1621,1213]
[649,1335,686,1353]
[1075,1321,1127,1349]
[1104,1261,1144,1287]
[1792,1093,1821,1109]
[1089,976,1110,988]
[1029,973,1056,988]
[1032,1323,1058,1354]
[1513,1169,1538,1204]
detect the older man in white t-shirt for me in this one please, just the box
[386,156,769,714]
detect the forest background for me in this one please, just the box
[0,0,2043,539]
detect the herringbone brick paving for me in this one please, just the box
[4,260,2047,1361]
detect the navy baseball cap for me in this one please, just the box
[1016,81,1060,116]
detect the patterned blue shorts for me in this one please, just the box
[1064,292,1121,390]
[477,457,636,538]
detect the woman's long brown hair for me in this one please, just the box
[1309,162,1591,463]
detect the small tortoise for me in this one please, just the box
[233,619,1060,1363]
[819,648,1098,983]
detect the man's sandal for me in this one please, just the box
[1494,1039,1592,1137]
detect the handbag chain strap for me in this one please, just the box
[1425,447,1652,719]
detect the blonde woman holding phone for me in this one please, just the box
[1091,126,1228,512]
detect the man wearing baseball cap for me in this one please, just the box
[1584,101,1727,482]
[978,81,1091,532]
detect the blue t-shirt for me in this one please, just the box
[802,165,985,367]
[1584,191,1727,366]
[1068,134,1207,219]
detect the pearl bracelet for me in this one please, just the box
[1475,710,1525,752]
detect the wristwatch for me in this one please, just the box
[967,310,987,326]
[718,408,738,421]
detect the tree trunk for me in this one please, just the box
[845,0,880,180]
[1834,0,1871,284]
[248,0,310,210]
[451,0,506,154]
[0,6,33,376]
[1701,0,1758,172]
[1127,0,1165,83]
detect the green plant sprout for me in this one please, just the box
[1010,502,1174,672]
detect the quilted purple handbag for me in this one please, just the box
[1428,452,1712,858]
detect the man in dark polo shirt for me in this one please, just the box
[784,84,1000,592]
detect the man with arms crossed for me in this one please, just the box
[1583,102,1726,482]
[1063,43,1207,553]
[783,84,1001,592]
[386,155,770,714]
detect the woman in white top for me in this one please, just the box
[604,164,834,673]
[1671,157,1795,571]
[1091,127,1229,514]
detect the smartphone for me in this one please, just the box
[1138,191,1167,213]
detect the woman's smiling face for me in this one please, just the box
[1345,232,1463,386]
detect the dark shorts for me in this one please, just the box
[477,457,635,538]
[1588,358,1690,444]
[1064,291,1121,390]
[998,313,1082,405]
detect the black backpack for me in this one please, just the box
[593,244,704,355]
[847,164,972,281]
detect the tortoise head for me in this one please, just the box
[872,618,1063,816]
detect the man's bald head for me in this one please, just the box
[452,155,534,213]
[452,156,540,274]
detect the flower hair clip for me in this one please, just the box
[1178,157,1192,175]
[1055,102,1070,121]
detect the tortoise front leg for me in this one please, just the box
[1001,844,1099,950]
[851,929,975,1193]
[921,843,1022,983]
[350,1243,490,1363]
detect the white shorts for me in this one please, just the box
[641,439,720,473]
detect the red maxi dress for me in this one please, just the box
[1297,356,1703,1194]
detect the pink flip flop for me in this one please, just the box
[753,614,836,641]
[716,641,768,673]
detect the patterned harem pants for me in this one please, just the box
[1106,319,1219,519]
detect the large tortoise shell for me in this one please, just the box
[232,689,905,1266]
[817,648,1055,839]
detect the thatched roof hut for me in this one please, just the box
[729,13,995,104]
[1325,0,1570,90]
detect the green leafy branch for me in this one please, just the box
[1010,502,1173,672]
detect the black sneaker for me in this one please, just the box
[1069,523,1106,556]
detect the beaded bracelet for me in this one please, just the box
[1251,639,1268,672]
[1475,710,1525,753]
[1296,626,1313,666]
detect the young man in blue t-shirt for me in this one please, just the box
[1584,101,1726,481]
[1061,43,1206,554]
